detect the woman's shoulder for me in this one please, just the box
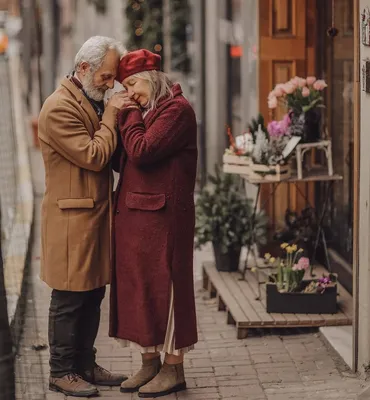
[167,90,195,116]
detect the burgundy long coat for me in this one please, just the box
[109,84,198,349]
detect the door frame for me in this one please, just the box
[352,0,360,374]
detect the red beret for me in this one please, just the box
[117,49,162,83]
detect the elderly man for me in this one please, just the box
[38,36,128,397]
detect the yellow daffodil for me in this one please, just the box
[264,253,271,260]
[281,243,288,249]
[269,257,276,264]
[291,244,297,252]
[297,248,304,253]
[286,246,294,254]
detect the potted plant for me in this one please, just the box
[267,76,328,143]
[263,243,337,314]
[195,167,268,272]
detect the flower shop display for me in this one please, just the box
[223,114,294,182]
[195,167,268,272]
[268,76,328,143]
[249,123,292,181]
[264,243,337,314]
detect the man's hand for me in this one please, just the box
[108,92,139,110]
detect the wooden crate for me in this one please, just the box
[202,261,352,339]
[222,153,251,176]
[248,162,291,182]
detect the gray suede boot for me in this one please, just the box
[120,356,162,393]
[138,362,186,398]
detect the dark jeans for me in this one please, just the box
[48,286,106,378]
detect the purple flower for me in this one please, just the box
[267,114,291,137]
[280,113,291,132]
[318,276,331,285]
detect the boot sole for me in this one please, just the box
[138,382,187,398]
[49,383,99,397]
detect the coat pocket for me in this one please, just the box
[57,198,95,209]
[125,192,165,211]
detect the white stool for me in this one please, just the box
[295,140,333,179]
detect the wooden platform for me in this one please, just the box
[202,261,352,339]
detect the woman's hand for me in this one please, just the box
[108,91,140,110]
[122,92,140,110]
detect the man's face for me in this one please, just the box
[79,49,120,101]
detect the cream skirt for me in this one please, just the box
[116,283,194,356]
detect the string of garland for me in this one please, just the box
[125,0,190,73]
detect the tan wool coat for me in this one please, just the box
[38,77,118,291]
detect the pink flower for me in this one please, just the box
[291,77,300,86]
[298,78,307,88]
[306,76,316,85]
[313,79,328,91]
[274,86,285,97]
[293,257,310,271]
[283,83,296,94]
[302,87,310,97]
[268,96,278,109]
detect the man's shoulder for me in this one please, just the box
[40,84,78,117]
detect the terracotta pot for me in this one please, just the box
[31,118,39,148]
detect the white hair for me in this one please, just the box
[131,70,174,110]
[74,36,127,72]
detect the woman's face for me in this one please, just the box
[122,76,151,108]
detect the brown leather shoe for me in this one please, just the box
[81,363,127,386]
[138,362,186,398]
[49,373,99,397]
[120,356,162,393]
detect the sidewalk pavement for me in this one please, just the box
[15,143,369,400]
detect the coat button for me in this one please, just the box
[116,210,120,214]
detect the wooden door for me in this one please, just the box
[259,0,317,229]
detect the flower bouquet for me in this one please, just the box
[268,76,327,143]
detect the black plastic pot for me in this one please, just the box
[266,280,337,314]
[212,242,241,272]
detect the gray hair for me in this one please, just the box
[131,70,174,110]
[74,36,127,72]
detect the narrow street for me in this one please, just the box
[13,146,367,400]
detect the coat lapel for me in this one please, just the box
[60,78,101,135]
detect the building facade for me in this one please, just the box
[191,0,370,373]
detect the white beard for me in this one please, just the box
[80,71,106,101]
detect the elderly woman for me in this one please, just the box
[109,49,198,398]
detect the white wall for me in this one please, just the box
[73,0,127,51]
[358,0,370,373]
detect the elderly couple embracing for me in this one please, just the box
[38,36,198,398]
